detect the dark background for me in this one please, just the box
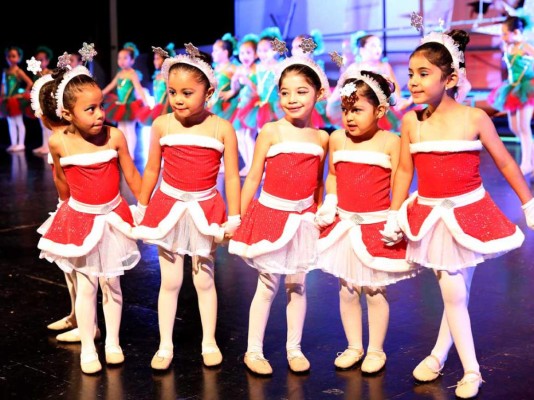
[1,0,235,86]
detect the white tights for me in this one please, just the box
[7,115,26,146]
[429,267,479,374]
[247,272,307,354]
[339,281,389,353]
[38,119,51,151]
[236,128,256,174]
[156,249,218,353]
[118,121,137,160]
[64,272,77,323]
[75,272,122,355]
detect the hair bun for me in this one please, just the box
[448,29,470,53]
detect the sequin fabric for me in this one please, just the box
[414,151,481,198]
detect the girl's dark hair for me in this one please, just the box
[279,64,322,92]
[52,68,99,115]
[342,70,395,108]
[503,16,527,32]
[410,29,470,81]
[35,46,53,61]
[168,63,210,89]
[4,45,23,58]
[357,34,377,48]
[39,80,62,124]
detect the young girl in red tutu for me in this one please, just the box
[229,44,330,376]
[132,44,240,371]
[102,42,148,160]
[316,67,418,374]
[386,29,534,399]
[37,52,142,374]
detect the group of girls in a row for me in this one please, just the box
[31,26,533,400]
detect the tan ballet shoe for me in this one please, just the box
[56,327,101,343]
[202,346,223,367]
[452,371,484,399]
[244,352,273,376]
[334,348,364,369]
[105,344,125,365]
[413,354,444,382]
[47,317,76,331]
[151,348,173,370]
[80,351,102,374]
[361,350,387,374]
[287,350,310,374]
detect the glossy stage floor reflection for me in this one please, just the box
[1,132,534,399]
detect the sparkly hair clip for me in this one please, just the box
[339,65,389,107]
[274,54,330,98]
[152,46,170,59]
[57,52,72,70]
[54,65,92,117]
[410,11,424,31]
[299,37,318,54]
[161,42,217,90]
[26,57,54,118]
[271,37,288,56]
[329,51,344,68]
[79,42,97,64]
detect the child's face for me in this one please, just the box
[34,51,50,70]
[408,53,448,105]
[211,41,228,64]
[257,39,277,63]
[167,68,213,119]
[279,70,319,121]
[238,42,256,67]
[501,24,521,45]
[117,50,135,69]
[67,84,105,136]
[6,49,21,66]
[153,53,165,70]
[69,55,82,68]
[341,93,379,138]
[360,36,382,62]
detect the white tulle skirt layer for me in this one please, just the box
[144,212,215,260]
[320,234,418,287]
[406,219,506,272]
[40,223,140,278]
[239,220,319,275]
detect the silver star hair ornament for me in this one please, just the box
[26,57,42,75]
[152,46,169,58]
[299,38,318,54]
[271,38,288,55]
[329,51,344,68]
[57,52,72,69]
[184,43,200,58]
[411,11,424,31]
[79,42,97,63]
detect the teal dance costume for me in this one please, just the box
[0,72,33,118]
[104,71,145,122]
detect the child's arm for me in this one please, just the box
[240,123,273,216]
[315,130,339,227]
[386,131,401,188]
[138,117,164,206]
[130,70,148,105]
[476,108,533,204]
[522,42,534,57]
[102,74,119,96]
[17,69,34,93]
[111,126,142,199]
[48,135,70,201]
[220,119,241,216]
[390,112,415,209]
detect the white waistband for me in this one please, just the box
[68,193,121,215]
[337,208,389,225]
[417,185,485,208]
[160,180,217,202]
[258,190,314,212]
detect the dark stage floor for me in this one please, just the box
[1,121,534,400]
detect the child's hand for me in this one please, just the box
[379,210,403,246]
[133,202,147,225]
[522,198,534,229]
[223,215,241,235]
[314,194,338,228]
